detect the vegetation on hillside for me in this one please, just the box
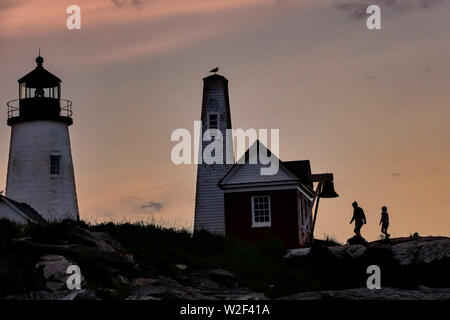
[0,218,324,298]
[3,218,444,299]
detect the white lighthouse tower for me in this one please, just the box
[5,55,79,221]
[194,73,234,234]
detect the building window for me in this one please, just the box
[208,113,218,129]
[50,155,61,175]
[251,195,271,227]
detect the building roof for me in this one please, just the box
[18,56,61,88]
[282,160,313,189]
[0,195,46,223]
[219,140,314,195]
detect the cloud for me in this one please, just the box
[140,201,164,212]
[1,0,262,37]
[88,25,219,64]
[115,196,165,215]
[0,0,273,64]
[420,66,431,77]
[111,0,128,7]
[336,0,449,19]
[111,0,145,8]
[429,167,445,175]
[0,0,27,11]
[132,0,145,7]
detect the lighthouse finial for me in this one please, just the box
[36,48,44,67]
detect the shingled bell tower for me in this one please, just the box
[5,55,79,221]
[194,74,234,234]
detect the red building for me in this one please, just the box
[219,142,317,248]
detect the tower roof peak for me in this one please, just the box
[18,55,61,87]
[203,73,228,81]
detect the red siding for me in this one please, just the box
[224,189,308,249]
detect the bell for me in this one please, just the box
[319,180,339,198]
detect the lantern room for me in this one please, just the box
[7,55,73,126]
[19,56,61,99]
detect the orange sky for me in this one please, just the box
[0,0,449,242]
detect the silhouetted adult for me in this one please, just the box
[379,206,390,238]
[350,201,366,236]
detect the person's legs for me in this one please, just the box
[384,223,390,237]
[355,221,362,236]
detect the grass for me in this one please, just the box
[86,221,322,297]
[0,218,322,298]
[313,234,342,247]
[3,219,445,298]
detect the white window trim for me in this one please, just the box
[251,195,271,228]
[207,112,219,130]
[299,197,304,235]
[296,185,314,201]
[303,198,311,233]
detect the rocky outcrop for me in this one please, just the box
[2,223,267,300]
[35,255,85,291]
[126,274,266,300]
[280,286,450,300]
[285,236,450,265]
[328,244,367,259]
[284,235,450,294]
[285,244,368,259]
[6,289,98,300]
[7,269,267,300]
[2,222,449,300]
[391,238,450,266]
[283,248,311,258]
[12,225,134,266]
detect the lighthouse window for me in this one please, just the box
[251,195,271,227]
[50,155,61,175]
[28,88,35,98]
[208,114,218,129]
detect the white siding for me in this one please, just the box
[222,163,294,185]
[194,75,233,234]
[5,120,79,221]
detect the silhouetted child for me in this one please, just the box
[379,206,390,238]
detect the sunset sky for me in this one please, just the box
[0,0,449,242]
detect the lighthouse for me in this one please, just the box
[5,55,79,221]
[193,74,234,234]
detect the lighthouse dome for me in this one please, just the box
[7,55,72,126]
[18,56,61,88]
